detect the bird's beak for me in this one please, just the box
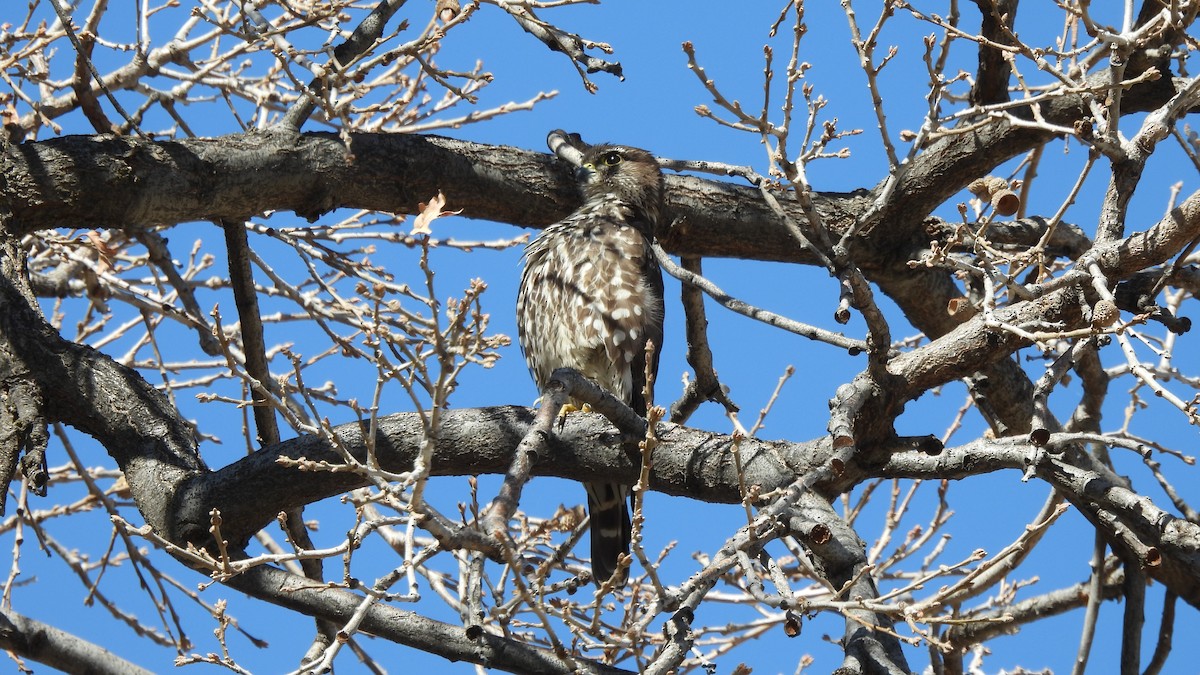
[575,163,596,184]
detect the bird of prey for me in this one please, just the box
[516,143,665,586]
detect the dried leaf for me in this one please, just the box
[411,192,462,235]
[84,230,117,273]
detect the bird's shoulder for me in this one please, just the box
[537,195,653,243]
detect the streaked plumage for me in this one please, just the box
[516,144,665,586]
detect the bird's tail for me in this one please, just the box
[584,481,632,587]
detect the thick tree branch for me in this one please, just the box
[1,130,866,266]
[221,564,630,675]
[167,404,1200,612]
[0,608,154,675]
[791,492,911,674]
[970,0,1019,106]
[878,437,1200,608]
[0,222,205,538]
[175,406,829,549]
[869,60,1182,252]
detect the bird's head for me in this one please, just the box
[576,145,664,227]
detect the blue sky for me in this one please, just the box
[14,1,1200,673]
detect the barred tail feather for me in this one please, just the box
[584,480,632,587]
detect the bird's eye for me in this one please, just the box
[601,151,622,166]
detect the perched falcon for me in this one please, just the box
[516,144,665,586]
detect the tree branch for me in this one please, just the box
[0,608,154,675]
[221,564,630,675]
